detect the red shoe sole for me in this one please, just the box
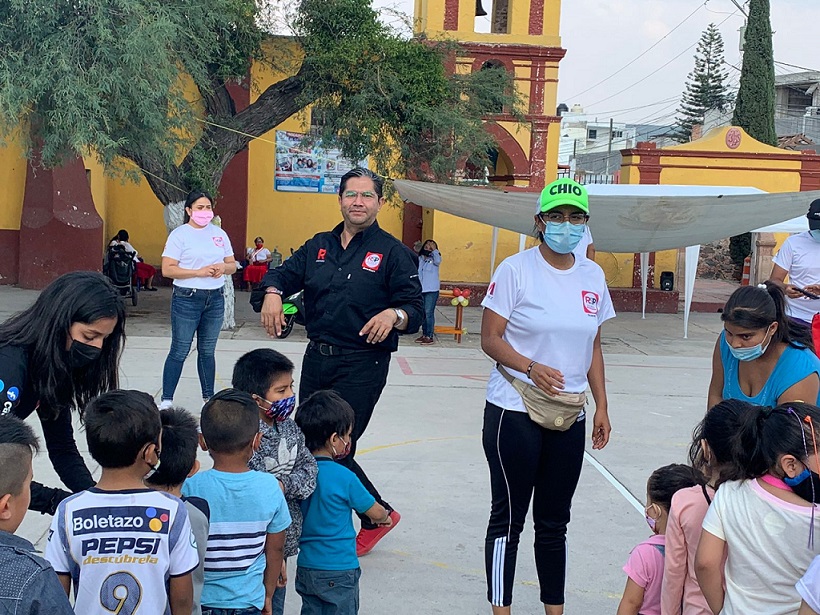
[356,510,401,556]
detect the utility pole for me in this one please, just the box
[607,118,614,175]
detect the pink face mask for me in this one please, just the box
[190,210,214,226]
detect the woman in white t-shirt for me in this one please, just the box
[480,178,615,615]
[696,402,820,615]
[160,191,236,407]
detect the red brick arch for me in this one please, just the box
[471,56,516,74]
[485,123,530,179]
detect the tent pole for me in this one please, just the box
[490,227,499,277]
[683,245,701,339]
[640,252,649,319]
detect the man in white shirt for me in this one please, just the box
[770,199,820,327]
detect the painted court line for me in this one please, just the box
[584,452,644,514]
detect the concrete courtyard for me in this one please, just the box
[4,285,725,614]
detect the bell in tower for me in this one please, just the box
[475,0,488,16]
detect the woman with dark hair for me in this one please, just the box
[243,236,272,291]
[480,178,615,614]
[109,229,158,290]
[0,271,126,514]
[416,239,441,345]
[160,190,236,408]
[707,282,820,409]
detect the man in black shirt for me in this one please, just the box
[260,167,423,555]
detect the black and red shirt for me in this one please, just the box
[262,221,423,351]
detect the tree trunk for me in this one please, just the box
[131,65,314,208]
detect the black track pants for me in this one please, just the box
[482,402,585,607]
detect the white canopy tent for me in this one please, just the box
[393,180,818,338]
[584,185,765,339]
[752,216,810,234]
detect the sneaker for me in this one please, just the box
[356,510,401,556]
[420,336,435,345]
[414,336,426,343]
[159,399,173,410]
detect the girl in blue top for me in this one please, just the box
[708,282,820,409]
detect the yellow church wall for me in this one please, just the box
[0,141,26,230]
[103,167,168,263]
[433,213,524,282]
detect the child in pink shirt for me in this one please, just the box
[661,399,753,615]
[617,464,701,615]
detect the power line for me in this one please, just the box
[774,60,820,73]
[584,9,741,111]
[565,96,681,119]
[564,0,710,100]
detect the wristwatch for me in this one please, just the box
[392,308,406,328]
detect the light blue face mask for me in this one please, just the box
[727,326,774,362]
[543,221,585,254]
[810,229,820,243]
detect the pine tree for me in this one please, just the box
[730,0,777,271]
[732,0,777,146]
[675,24,731,141]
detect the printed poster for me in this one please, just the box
[274,131,367,193]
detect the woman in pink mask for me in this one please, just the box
[160,191,237,408]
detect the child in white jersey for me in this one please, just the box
[696,402,820,615]
[46,390,199,615]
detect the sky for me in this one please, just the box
[371,0,820,125]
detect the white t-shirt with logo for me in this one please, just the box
[46,488,200,615]
[772,231,820,322]
[162,223,234,290]
[702,479,820,615]
[481,246,615,412]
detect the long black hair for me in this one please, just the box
[733,402,820,478]
[689,399,758,487]
[722,282,814,351]
[0,271,126,419]
[182,190,213,224]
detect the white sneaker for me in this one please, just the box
[159,399,173,410]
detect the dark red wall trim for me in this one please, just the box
[444,0,459,30]
[460,42,566,62]
[19,157,103,289]
[528,0,544,35]
[0,229,19,285]
[216,78,251,259]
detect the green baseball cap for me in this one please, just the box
[537,178,589,214]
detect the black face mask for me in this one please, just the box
[786,467,820,503]
[68,340,102,369]
[419,249,431,257]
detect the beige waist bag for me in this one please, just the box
[497,365,586,431]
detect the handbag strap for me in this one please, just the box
[496,363,516,384]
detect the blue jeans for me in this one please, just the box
[295,567,361,615]
[162,286,224,400]
[422,291,438,338]
[202,609,260,615]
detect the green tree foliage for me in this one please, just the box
[732,0,776,146]
[675,24,731,142]
[729,0,776,266]
[0,0,519,205]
